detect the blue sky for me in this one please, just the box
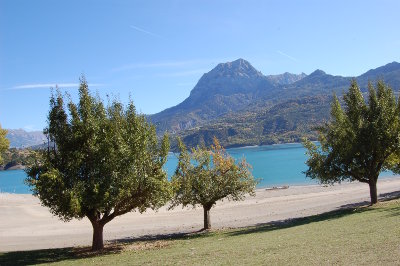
[1,0,399,131]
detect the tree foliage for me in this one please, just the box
[171,137,258,229]
[304,80,400,204]
[26,78,171,250]
[0,124,10,165]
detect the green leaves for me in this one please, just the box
[171,137,258,209]
[26,77,171,223]
[0,124,10,165]
[304,80,400,203]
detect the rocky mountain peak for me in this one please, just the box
[150,59,400,138]
[208,58,263,79]
[309,69,326,77]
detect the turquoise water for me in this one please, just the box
[1,143,397,194]
[165,143,315,187]
[0,169,32,194]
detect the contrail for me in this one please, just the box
[277,50,298,62]
[130,25,162,38]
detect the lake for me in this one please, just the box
[1,143,396,194]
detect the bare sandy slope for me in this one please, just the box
[1,178,400,252]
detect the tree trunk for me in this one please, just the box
[369,180,378,205]
[90,220,104,251]
[203,205,211,230]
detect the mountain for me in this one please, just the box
[6,129,46,148]
[7,61,400,151]
[266,72,307,85]
[150,60,400,149]
[357,61,400,89]
[150,59,304,133]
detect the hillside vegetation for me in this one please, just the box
[179,95,332,148]
[0,148,34,170]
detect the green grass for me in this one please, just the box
[1,199,400,265]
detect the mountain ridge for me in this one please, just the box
[6,129,46,149]
[6,60,400,150]
[150,59,309,133]
[150,59,400,149]
[151,60,400,136]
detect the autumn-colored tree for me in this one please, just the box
[171,137,258,230]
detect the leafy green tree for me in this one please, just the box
[171,137,258,230]
[304,80,400,205]
[0,124,10,165]
[26,78,171,250]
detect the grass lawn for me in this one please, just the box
[1,199,400,265]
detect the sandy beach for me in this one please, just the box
[1,178,399,252]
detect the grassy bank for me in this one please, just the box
[1,199,400,265]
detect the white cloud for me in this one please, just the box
[11,83,105,90]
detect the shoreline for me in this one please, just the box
[1,175,399,196]
[0,164,26,171]
[1,177,400,252]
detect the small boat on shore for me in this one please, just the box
[265,185,289,191]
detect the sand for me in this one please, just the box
[1,178,400,252]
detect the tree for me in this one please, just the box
[171,137,258,230]
[0,124,10,165]
[303,80,400,205]
[26,78,171,251]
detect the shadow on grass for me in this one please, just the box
[2,192,400,266]
[0,248,74,266]
[225,207,369,238]
[324,190,400,210]
[0,245,125,266]
[0,231,212,266]
[226,190,400,238]
[108,230,210,245]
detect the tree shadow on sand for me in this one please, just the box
[1,191,399,266]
